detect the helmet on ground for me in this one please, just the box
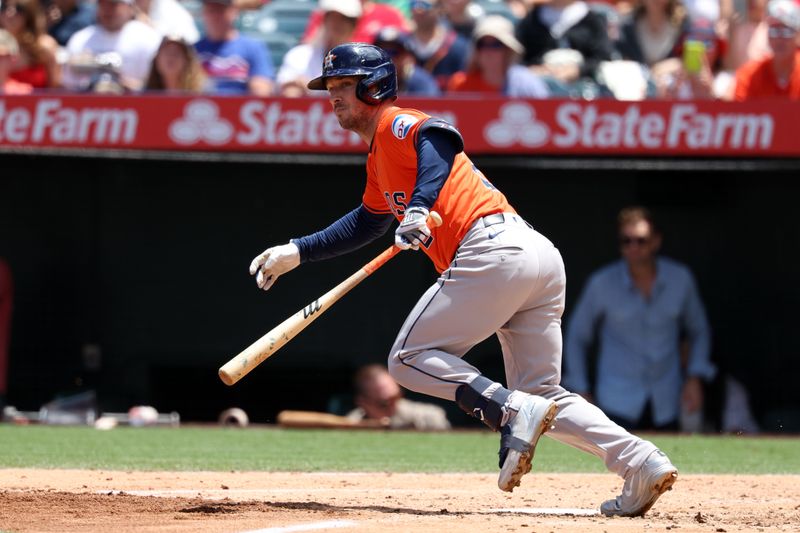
[307,43,398,105]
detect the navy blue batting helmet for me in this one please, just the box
[307,43,397,105]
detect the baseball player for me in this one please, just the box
[249,43,678,516]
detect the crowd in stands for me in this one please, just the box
[1,0,799,99]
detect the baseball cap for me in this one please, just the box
[767,0,800,30]
[319,0,361,19]
[0,29,20,57]
[473,15,524,55]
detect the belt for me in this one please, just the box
[479,213,532,229]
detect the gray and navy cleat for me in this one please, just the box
[497,394,558,492]
[600,449,678,517]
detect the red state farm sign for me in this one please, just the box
[463,100,779,153]
[0,95,796,156]
[0,98,138,145]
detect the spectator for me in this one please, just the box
[134,0,200,44]
[144,35,206,92]
[345,364,451,430]
[373,25,440,95]
[650,17,731,99]
[733,0,800,100]
[515,0,615,83]
[563,206,716,432]
[0,28,33,92]
[724,0,771,71]
[0,257,11,413]
[46,0,95,47]
[447,15,550,97]
[63,0,162,91]
[302,0,411,45]
[406,0,469,90]
[0,0,60,88]
[276,0,359,98]
[615,0,690,67]
[195,0,274,95]
[440,0,481,39]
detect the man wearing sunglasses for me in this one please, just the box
[564,207,715,434]
[734,0,800,100]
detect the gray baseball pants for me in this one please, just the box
[388,213,657,478]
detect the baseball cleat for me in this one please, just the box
[600,450,678,517]
[497,395,558,492]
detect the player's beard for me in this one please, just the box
[335,103,373,133]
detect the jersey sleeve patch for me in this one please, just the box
[391,114,420,140]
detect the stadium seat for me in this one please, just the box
[237,1,317,40]
[180,0,204,33]
[252,31,299,70]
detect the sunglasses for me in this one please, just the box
[619,236,650,247]
[476,38,507,50]
[768,25,797,38]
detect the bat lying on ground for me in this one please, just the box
[219,212,443,386]
[276,410,389,429]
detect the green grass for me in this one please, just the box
[0,425,798,474]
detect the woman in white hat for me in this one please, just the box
[446,15,549,97]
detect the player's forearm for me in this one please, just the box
[293,205,393,263]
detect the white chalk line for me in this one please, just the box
[238,520,357,533]
[489,507,599,516]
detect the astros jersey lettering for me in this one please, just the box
[362,107,514,272]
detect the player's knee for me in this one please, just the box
[386,350,410,386]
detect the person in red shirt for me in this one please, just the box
[248,43,678,517]
[446,15,549,98]
[302,0,411,45]
[734,0,800,100]
[0,0,60,88]
[0,29,34,94]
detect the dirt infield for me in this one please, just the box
[1,469,798,532]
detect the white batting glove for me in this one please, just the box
[395,207,431,251]
[249,242,301,291]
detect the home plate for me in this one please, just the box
[489,508,599,516]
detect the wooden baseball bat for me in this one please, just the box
[219,211,442,386]
[276,410,389,429]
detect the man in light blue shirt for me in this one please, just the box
[564,207,715,431]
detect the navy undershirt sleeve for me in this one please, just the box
[292,205,394,263]
[408,127,461,210]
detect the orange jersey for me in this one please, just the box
[363,107,515,273]
[446,71,501,95]
[733,52,800,101]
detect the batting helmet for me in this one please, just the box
[307,43,398,105]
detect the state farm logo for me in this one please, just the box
[169,99,233,145]
[0,98,137,144]
[552,103,773,150]
[485,102,549,148]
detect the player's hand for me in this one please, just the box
[681,376,703,413]
[249,242,300,291]
[395,207,431,251]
